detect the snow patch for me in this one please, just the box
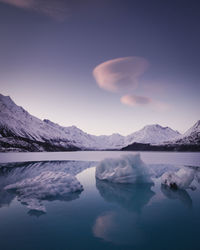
[95,154,153,184]
[4,171,83,212]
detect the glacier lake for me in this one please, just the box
[0,151,200,250]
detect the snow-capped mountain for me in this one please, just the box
[175,120,200,144]
[0,94,125,150]
[0,94,184,151]
[43,120,125,149]
[0,94,80,151]
[125,124,180,145]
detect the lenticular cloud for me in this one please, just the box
[120,95,152,106]
[93,57,149,92]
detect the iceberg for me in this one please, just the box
[4,171,83,212]
[161,168,194,190]
[95,154,153,184]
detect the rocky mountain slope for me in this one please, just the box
[175,120,200,144]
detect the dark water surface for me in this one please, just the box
[0,160,199,250]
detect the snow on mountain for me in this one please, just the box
[0,94,183,151]
[0,94,79,149]
[0,94,124,150]
[125,124,181,145]
[175,120,200,144]
[43,120,125,149]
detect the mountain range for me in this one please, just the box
[0,94,199,152]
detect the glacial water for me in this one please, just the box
[0,152,200,250]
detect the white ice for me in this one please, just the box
[4,171,83,212]
[161,168,195,189]
[95,154,153,184]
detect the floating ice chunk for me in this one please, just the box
[161,168,194,190]
[95,154,153,184]
[4,171,83,212]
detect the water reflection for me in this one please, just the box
[0,190,15,208]
[27,210,46,217]
[94,179,155,245]
[0,161,94,213]
[93,211,144,246]
[0,161,94,183]
[94,173,196,245]
[161,185,192,209]
[96,179,155,213]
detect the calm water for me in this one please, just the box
[0,152,200,250]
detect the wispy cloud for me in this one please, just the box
[93,57,149,92]
[0,0,70,21]
[120,95,152,106]
[120,94,170,111]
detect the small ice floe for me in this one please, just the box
[161,168,195,190]
[4,171,83,212]
[95,154,153,184]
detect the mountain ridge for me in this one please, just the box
[0,93,198,152]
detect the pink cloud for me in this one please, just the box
[93,57,149,92]
[121,94,170,111]
[120,95,152,106]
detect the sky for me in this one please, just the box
[0,0,200,135]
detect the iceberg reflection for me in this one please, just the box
[161,185,192,208]
[96,179,155,213]
[0,189,15,208]
[0,161,93,213]
[5,173,83,213]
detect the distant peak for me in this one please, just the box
[143,124,163,129]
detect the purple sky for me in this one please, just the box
[0,0,200,135]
